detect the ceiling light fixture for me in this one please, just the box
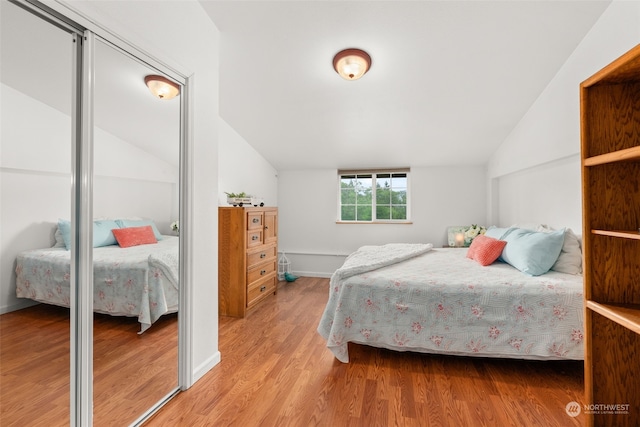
[144,75,180,100]
[333,48,371,81]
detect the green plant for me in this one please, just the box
[224,192,249,198]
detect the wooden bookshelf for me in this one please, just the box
[591,230,640,240]
[580,43,640,427]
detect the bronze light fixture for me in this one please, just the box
[144,75,180,100]
[333,48,371,81]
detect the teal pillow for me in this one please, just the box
[484,226,514,240]
[57,219,120,250]
[115,219,163,240]
[501,228,566,276]
[93,220,120,247]
[57,219,72,250]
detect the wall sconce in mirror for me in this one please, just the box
[144,75,180,100]
[333,48,371,81]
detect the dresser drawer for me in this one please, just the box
[247,212,263,230]
[246,229,263,248]
[247,274,277,308]
[247,245,277,269]
[219,206,278,318]
[246,259,276,284]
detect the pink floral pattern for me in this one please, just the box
[318,247,584,362]
[15,237,179,333]
[488,326,501,339]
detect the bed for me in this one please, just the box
[15,233,179,333]
[317,233,584,363]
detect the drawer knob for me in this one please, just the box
[252,218,259,223]
[260,269,266,275]
[252,235,259,241]
[260,253,266,258]
[260,286,266,292]
[264,226,269,230]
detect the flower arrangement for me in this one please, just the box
[464,224,486,245]
[447,224,487,247]
[171,220,179,235]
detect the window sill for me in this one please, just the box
[336,221,413,225]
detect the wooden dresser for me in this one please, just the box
[218,206,278,317]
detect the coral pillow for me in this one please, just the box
[112,226,158,248]
[466,235,507,266]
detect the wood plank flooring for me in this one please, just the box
[147,277,586,426]
[0,304,177,427]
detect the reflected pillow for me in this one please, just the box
[112,226,158,248]
[57,219,120,250]
[466,235,507,266]
[53,227,66,248]
[115,219,163,240]
[93,220,120,247]
[57,219,72,249]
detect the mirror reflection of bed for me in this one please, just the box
[16,220,178,333]
[94,36,181,425]
[0,3,181,424]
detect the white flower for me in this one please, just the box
[465,227,480,239]
[464,224,486,244]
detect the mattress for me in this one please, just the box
[318,246,584,362]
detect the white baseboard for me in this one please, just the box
[290,271,333,279]
[1,299,38,315]
[191,350,221,386]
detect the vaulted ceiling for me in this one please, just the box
[1,1,180,168]
[201,0,611,171]
[2,1,612,173]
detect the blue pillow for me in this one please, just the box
[57,219,72,250]
[501,228,566,276]
[57,219,120,250]
[115,219,163,240]
[93,220,120,247]
[484,226,513,240]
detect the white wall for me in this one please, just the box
[218,118,278,206]
[496,154,582,233]
[1,84,178,313]
[278,165,487,277]
[488,1,640,232]
[35,0,221,384]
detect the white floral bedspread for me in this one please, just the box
[317,247,584,362]
[15,236,179,333]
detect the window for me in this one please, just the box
[338,169,410,222]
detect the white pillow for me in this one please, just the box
[537,225,582,275]
[509,223,549,232]
[53,227,66,248]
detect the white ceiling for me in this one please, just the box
[1,0,180,168]
[3,1,612,173]
[200,0,611,171]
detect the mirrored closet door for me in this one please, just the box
[0,1,185,425]
[91,38,180,425]
[0,1,75,424]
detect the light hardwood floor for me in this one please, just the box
[147,277,586,426]
[0,304,177,426]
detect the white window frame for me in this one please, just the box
[337,168,411,223]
